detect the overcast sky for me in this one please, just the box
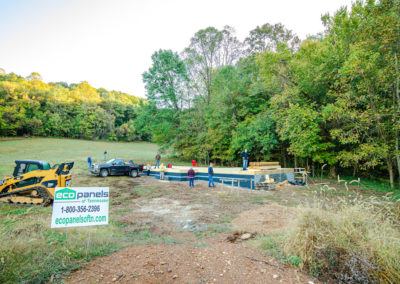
[0,0,355,98]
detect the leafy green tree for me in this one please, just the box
[27,72,43,81]
[245,23,300,54]
[319,0,400,186]
[231,111,278,161]
[142,49,188,111]
[183,26,243,104]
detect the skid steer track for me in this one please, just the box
[0,185,52,206]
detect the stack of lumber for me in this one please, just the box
[255,182,276,190]
[254,174,276,190]
[249,161,279,167]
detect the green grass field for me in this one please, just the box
[0,137,159,176]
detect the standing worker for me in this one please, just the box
[160,163,165,180]
[188,168,195,188]
[208,163,215,188]
[87,155,92,170]
[241,149,249,170]
[104,150,108,161]
[155,153,161,168]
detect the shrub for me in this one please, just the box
[283,201,400,283]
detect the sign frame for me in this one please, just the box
[51,187,109,228]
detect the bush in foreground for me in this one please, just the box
[283,201,400,283]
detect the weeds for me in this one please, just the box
[283,197,400,283]
[256,235,284,260]
[126,230,182,245]
[249,188,400,283]
[218,216,234,223]
[194,242,210,248]
[311,174,400,199]
[0,209,124,283]
[251,234,302,267]
[248,195,276,204]
[0,204,166,284]
[113,208,132,215]
[134,186,155,196]
[194,224,232,239]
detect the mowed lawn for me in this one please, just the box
[0,137,159,176]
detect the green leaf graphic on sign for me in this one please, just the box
[55,188,76,200]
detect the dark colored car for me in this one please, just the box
[90,158,144,178]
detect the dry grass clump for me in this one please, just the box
[283,199,400,283]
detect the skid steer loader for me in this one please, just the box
[0,160,74,206]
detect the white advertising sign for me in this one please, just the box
[51,187,109,228]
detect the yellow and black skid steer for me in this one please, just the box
[0,160,74,206]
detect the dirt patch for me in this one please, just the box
[232,203,297,234]
[63,175,320,283]
[66,235,315,284]
[137,197,202,225]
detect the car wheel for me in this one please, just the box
[100,169,108,177]
[130,169,138,178]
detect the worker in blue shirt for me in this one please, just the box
[241,149,249,170]
[208,162,215,188]
[87,155,92,170]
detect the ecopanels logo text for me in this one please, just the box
[55,188,76,200]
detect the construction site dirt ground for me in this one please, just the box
[63,173,369,283]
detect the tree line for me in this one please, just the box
[0,71,149,141]
[141,0,400,187]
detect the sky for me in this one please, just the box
[0,0,355,98]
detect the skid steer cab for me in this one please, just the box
[0,160,74,206]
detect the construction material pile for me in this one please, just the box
[254,174,276,190]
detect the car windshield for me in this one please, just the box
[106,159,124,165]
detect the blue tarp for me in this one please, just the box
[288,180,307,186]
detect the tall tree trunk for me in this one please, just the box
[283,149,287,168]
[395,53,400,184]
[329,165,336,179]
[312,162,315,178]
[353,164,358,177]
[396,130,400,184]
[294,155,297,168]
[387,158,394,188]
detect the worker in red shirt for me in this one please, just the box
[188,168,195,188]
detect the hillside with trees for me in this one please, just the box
[141,0,400,187]
[0,70,148,141]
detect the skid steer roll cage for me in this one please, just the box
[12,160,74,177]
[55,162,74,175]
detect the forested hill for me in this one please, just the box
[0,71,148,141]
